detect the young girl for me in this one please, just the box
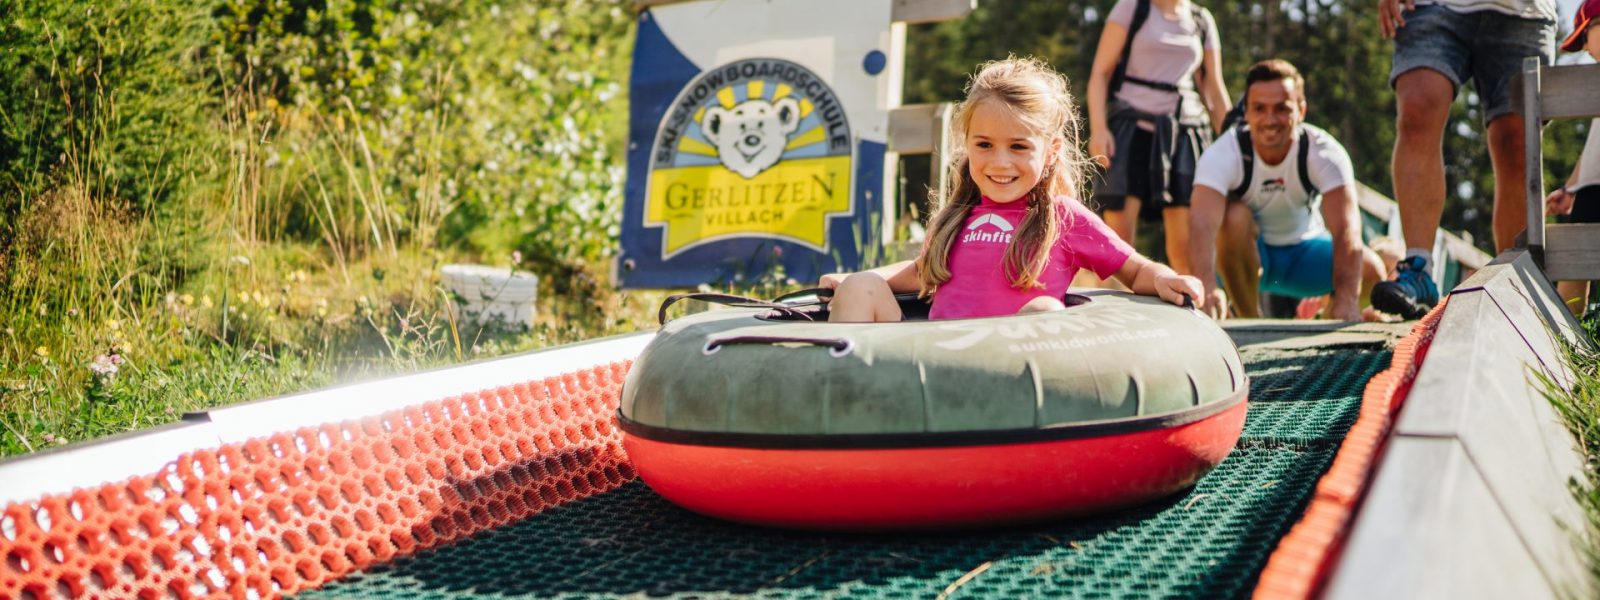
[821,57,1203,322]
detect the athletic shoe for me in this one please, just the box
[1370,256,1439,319]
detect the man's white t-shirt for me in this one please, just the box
[1193,124,1355,247]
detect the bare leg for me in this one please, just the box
[1557,280,1591,317]
[1217,201,1261,318]
[1099,199,1141,291]
[1392,69,1455,254]
[1018,295,1068,314]
[1101,198,1141,246]
[1485,114,1528,253]
[827,273,903,322]
[1163,206,1192,274]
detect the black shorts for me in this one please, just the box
[1562,186,1600,224]
[1093,119,1209,222]
[1098,128,1155,215]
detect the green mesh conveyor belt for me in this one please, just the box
[300,346,1389,600]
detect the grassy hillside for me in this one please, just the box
[0,0,658,456]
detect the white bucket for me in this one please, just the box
[440,264,539,328]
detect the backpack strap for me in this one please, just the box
[1220,96,1246,132]
[1229,126,1253,200]
[1232,125,1319,202]
[1191,6,1211,84]
[1296,128,1317,197]
[1109,0,1153,97]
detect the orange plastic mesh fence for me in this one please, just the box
[0,361,634,600]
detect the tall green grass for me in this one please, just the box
[0,0,659,457]
[1536,316,1600,587]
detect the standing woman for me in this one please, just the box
[1087,0,1230,275]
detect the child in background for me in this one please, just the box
[820,57,1203,322]
[1544,0,1600,316]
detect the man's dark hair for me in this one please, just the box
[1243,59,1306,104]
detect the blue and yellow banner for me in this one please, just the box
[617,0,894,288]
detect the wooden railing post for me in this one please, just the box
[1521,56,1545,266]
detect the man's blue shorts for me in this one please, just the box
[1257,234,1334,298]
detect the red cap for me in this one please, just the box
[1562,0,1600,52]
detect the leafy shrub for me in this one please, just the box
[0,0,643,457]
[215,0,634,280]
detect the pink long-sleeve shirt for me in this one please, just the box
[928,196,1134,320]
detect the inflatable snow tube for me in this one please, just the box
[617,289,1248,530]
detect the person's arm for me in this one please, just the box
[819,260,919,294]
[1198,48,1230,134]
[1320,185,1364,321]
[1113,254,1206,307]
[1547,165,1581,216]
[1188,185,1230,318]
[1087,20,1129,169]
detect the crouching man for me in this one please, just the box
[1188,59,1385,321]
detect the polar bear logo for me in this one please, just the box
[702,97,801,179]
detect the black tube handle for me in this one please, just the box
[770,287,835,304]
[657,292,812,325]
[703,335,852,355]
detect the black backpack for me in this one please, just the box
[1228,126,1317,202]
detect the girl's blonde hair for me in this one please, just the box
[915,57,1091,295]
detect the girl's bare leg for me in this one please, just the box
[828,273,904,322]
[1018,295,1068,314]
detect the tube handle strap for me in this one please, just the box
[657,293,812,325]
[703,335,853,356]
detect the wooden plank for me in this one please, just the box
[1479,272,1579,383]
[1326,437,1557,599]
[889,103,942,154]
[1444,234,1491,271]
[1221,316,1409,350]
[1487,248,1595,350]
[1382,256,1594,597]
[1538,63,1600,120]
[1354,181,1395,221]
[1395,289,1496,437]
[1523,57,1547,250]
[930,102,954,197]
[1439,293,1590,591]
[1543,223,1600,281]
[890,0,977,23]
[1352,181,1491,270]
